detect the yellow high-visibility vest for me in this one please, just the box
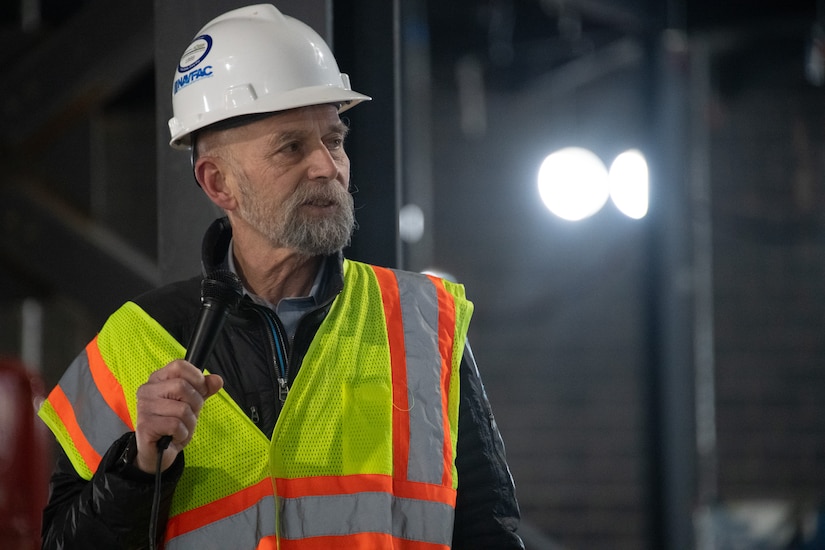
[39,259,473,549]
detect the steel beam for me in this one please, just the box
[0,182,160,322]
[333,0,402,268]
[0,0,153,152]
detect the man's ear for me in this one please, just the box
[195,156,237,211]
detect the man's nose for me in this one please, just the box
[307,145,339,180]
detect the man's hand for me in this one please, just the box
[134,360,224,473]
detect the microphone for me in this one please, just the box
[185,270,244,369]
[157,269,243,451]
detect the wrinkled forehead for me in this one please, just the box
[195,104,345,154]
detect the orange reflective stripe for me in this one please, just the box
[278,532,391,549]
[276,473,390,498]
[275,474,455,505]
[278,532,448,550]
[257,536,277,549]
[86,336,133,430]
[166,478,274,539]
[393,477,457,506]
[48,385,101,471]
[429,275,457,487]
[370,265,411,482]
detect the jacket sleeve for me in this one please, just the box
[41,431,183,550]
[452,343,525,549]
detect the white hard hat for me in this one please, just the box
[168,3,371,149]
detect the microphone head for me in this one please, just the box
[201,269,244,309]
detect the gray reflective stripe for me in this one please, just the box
[166,494,276,550]
[59,350,131,457]
[280,492,454,545]
[394,270,446,485]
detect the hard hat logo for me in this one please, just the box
[178,35,213,73]
[167,3,372,150]
[174,66,214,94]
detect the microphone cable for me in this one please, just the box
[149,436,171,550]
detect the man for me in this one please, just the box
[39,4,523,549]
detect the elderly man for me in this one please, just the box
[39,4,523,549]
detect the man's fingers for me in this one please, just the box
[147,359,217,401]
[133,361,223,473]
[203,374,224,399]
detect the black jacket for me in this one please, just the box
[41,217,523,549]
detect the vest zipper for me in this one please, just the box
[277,377,289,404]
[254,306,291,406]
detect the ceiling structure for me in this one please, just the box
[425,0,819,90]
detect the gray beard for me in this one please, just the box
[278,191,355,256]
[238,181,356,257]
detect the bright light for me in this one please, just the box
[537,147,609,221]
[609,149,649,219]
[399,203,425,243]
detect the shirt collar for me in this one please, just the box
[225,239,324,309]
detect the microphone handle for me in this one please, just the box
[156,299,230,452]
[185,299,230,370]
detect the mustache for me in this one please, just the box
[290,182,352,207]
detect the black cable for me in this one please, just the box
[149,437,171,550]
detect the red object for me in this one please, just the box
[0,357,51,550]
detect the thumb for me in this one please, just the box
[203,373,224,399]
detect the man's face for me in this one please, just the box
[223,104,355,256]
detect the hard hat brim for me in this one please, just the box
[169,87,371,149]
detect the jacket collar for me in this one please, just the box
[200,216,345,305]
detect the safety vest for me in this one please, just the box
[39,259,473,549]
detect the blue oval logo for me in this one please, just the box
[178,34,213,73]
